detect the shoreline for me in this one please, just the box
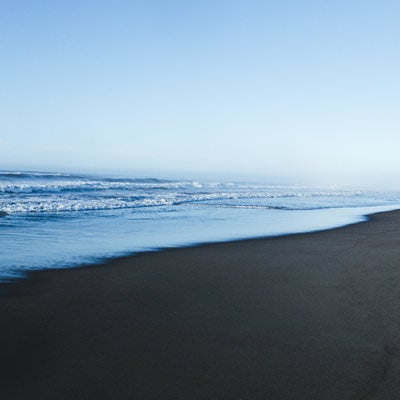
[2,209,400,399]
[2,204,399,281]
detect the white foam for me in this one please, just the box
[0,171,396,215]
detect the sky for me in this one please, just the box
[1,0,399,185]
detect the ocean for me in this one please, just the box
[1,170,399,280]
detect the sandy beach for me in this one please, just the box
[1,210,400,399]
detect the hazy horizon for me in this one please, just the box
[1,1,399,187]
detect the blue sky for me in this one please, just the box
[1,1,399,184]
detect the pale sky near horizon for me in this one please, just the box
[1,1,399,185]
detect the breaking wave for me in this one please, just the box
[0,170,396,214]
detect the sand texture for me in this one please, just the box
[2,210,400,399]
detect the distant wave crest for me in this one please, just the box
[0,170,383,214]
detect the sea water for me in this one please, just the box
[1,171,400,280]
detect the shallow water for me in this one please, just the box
[1,171,400,280]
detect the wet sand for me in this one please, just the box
[1,210,400,399]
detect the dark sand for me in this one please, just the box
[2,210,400,399]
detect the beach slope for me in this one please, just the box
[2,210,400,399]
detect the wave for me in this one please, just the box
[102,177,175,184]
[0,179,366,197]
[0,170,183,184]
[0,198,178,213]
[0,193,379,214]
[0,180,205,194]
[1,170,390,215]
[0,171,78,179]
